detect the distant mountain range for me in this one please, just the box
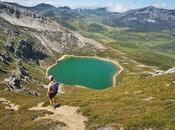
[104,6,175,31]
[3,2,175,31]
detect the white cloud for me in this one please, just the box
[153,3,167,8]
[69,4,100,9]
[106,3,127,12]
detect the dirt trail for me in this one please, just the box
[29,102,87,130]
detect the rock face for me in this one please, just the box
[154,67,175,76]
[0,52,12,62]
[4,76,21,90]
[0,55,5,62]
[16,40,47,61]
[0,2,57,31]
[16,65,30,80]
[5,41,15,52]
[165,68,175,74]
[4,76,38,96]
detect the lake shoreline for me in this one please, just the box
[46,55,124,89]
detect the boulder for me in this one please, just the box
[31,91,38,96]
[153,67,175,76]
[5,41,15,52]
[16,65,31,82]
[1,52,12,61]
[0,56,5,62]
[4,76,21,90]
[23,88,39,96]
[164,67,175,74]
[16,58,23,66]
[16,66,29,78]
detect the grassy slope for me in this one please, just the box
[58,73,175,130]
[0,82,66,130]
[0,56,64,129]
[80,28,175,70]
[1,68,175,129]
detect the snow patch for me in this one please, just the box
[148,19,156,23]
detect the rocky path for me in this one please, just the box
[29,102,87,130]
[0,98,20,111]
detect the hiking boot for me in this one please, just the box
[53,105,56,109]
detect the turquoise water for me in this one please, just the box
[48,56,118,90]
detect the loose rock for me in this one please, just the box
[4,76,21,90]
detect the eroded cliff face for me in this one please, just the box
[0,2,61,31]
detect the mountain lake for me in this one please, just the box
[48,56,120,90]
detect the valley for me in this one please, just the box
[0,1,175,130]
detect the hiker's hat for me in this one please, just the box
[48,75,54,80]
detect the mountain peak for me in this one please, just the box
[58,6,71,10]
[34,3,56,8]
[140,6,163,11]
[145,6,156,9]
[95,7,107,12]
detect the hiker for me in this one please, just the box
[48,75,59,108]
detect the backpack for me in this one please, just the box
[51,81,59,94]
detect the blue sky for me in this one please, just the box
[1,0,175,12]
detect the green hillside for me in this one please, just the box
[59,73,175,130]
[1,69,174,129]
[80,28,175,70]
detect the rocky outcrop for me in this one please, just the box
[0,52,12,62]
[4,76,39,96]
[0,98,20,111]
[0,55,5,62]
[16,40,47,61]
[16,65,30,81]
[23,88,38,96]
[0,2,57,31]
[4,76,21,90]
[164,68,175,74]
[5,41,15,52]
[153,67,175,76]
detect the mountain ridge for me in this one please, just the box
[4,2,175,12]
[0,1,105,53]
[12,2,174,31]
[104,6,175,31]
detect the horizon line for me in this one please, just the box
[2,1,175,12]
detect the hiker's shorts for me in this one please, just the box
[49,92,57,99]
